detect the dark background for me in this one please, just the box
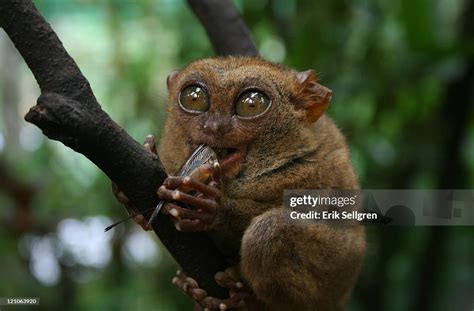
[0,0,472,310]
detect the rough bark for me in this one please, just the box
[0,0,256,298]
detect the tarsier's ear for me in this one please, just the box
[295,70,332,123]
[166,70,179,90]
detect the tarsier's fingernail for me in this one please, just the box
[183,176,191,184]
[175,223,182,231]
[172,190,180,200]
[172,277,178,285]
[219,303,227,310]
[236,281,243,288]
[170,209,179,217]
[176,270,181,275]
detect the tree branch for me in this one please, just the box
[187,0,258,56]
[0,0,259,298]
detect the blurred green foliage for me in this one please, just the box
[0,0,472,310]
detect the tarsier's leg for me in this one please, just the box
[240,208,366,311]
[111,135,158,231]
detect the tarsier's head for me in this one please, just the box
[165,57,332,177]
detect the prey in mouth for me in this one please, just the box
[192,144,246,178]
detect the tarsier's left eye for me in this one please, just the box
[179,85,210,112]
[235,91,271,118]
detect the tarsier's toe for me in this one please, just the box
[215,268,244,290]
[200,294,246,310]
[172,270,207,300]
[172,269,247,310]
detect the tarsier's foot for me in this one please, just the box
[173,267,248,310]
[111,135,158,231]
[158,162,222,232]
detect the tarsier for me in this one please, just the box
[114,57,366,311]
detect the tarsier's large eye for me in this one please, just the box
[179,85,210,112]
[235,91,271,118]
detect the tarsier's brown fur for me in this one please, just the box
[159,57,365,310]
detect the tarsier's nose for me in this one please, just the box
[203,119,229,136]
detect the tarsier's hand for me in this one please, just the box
[158,161,222,232]
[111,135,158,231]
[173,267,248,311]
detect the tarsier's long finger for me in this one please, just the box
[161,204,179,222]
[161,203,207,232]
[160,203,180,227]
[157,185,177,201]
[158,186,217,212]
[162,202,213,224]
[160,203,171,215]
[143,135,158,155]
[164,176,221,198]
[166,203,214,223]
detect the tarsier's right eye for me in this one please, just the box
[179,85,210,113]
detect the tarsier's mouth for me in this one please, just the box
[191,144,246,177]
